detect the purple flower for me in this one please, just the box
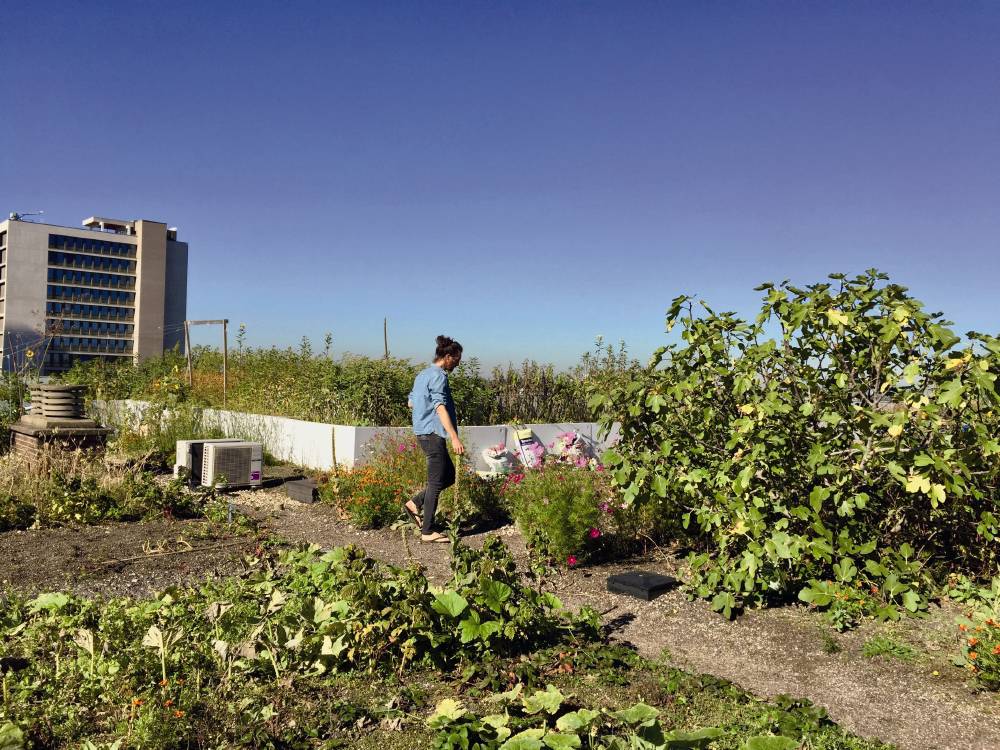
[589,528,601,539]
[599,502,612,514]
[567,555,578,567]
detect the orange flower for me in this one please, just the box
[969,637,980,646]
[159,678,169,686]
[173,710,185,719]
[992,644,1000,655]
[132,698,144,707]
[968,652,978,661]
[870,585,879,594]
[164,699,174,707]
[959,624,968,632]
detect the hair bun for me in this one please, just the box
[436,335,451,346]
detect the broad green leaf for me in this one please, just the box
[500,728,546,750]
[27,592,70,613]
[652,474,668,498]
[432,591,469,618]
[141,625,164,650]
[613,702,660,726]
[0,722,25,750]
[556,709,599,732]
[929,483,946,506]
[743,737,799,750]
[522,684,565,715]
[428,698,466,725]
[543,733,582,750]
[663,727,724,748]
[937,378,965,408]
[825,309,849,326]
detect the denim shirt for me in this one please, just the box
[409,365,457,438]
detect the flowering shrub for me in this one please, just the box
[505,464,615,566]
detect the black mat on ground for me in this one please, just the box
[606,571,678,601]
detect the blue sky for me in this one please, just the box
[3,1,998,369]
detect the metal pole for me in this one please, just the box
[222,319,229,409]
[384,317,389,359]
[184,320,193,387]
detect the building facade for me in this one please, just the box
[0,215,188,374]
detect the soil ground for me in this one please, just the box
[2,484,998,750]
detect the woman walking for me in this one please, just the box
[405,335,465,542]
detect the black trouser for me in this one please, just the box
[412,434,455,535]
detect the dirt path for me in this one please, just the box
[232,488,1000,750]
[2,487,998,750]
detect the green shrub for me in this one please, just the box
[592,271,1000,620]
[505,464,614,566]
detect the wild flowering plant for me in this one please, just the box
[504,462,615,567]
[957,619,1000,690]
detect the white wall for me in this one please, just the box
[95,399,620,471]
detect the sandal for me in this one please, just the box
[420,532,450,543]
[403,501,423,527]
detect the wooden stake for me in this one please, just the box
[184,320,193,387]
[222,319,229,409]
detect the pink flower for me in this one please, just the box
[589,528,601,539]
[599,502,612,514]
[567,555,578,567]
[595,465,606,473]
[397,443,407,453]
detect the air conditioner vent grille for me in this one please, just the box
[203,445,253,485]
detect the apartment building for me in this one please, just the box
[0,215,188,374]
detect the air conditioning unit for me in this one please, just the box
[201,441,264,489]
[175,438,245,485]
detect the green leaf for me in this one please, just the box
[543,733,582,750]
[809,486,830,513]
[0,722,25,750]
[613,702,660,726]
[500,728,546,750]
[663,727,724,748]
[141,625,164,650]
[522,684,566,715]
[432,591,469,619]
[427,698,466,726]
[743,737,799,750]
[27,592,70,613]
[936,378,965,408]
[902,590,922,613]
[555,709,599,732]
[652,474,668,498]
[480,580,513,613]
